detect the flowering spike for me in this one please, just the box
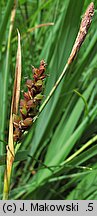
[68,2,94,65]
[13,60,47,142]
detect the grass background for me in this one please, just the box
[0,0,97,199]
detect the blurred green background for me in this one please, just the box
[0,0,97,199]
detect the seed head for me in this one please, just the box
[13,60,47,142]
[68,2,94,65]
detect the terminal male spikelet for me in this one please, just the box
[68,2,94,65]
[13,60,47,142]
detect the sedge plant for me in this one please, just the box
[0,0,97,200]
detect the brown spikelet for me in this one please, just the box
[68,2,94,65]
[13,59,47,142]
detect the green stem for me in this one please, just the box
[3,1,17,200]
[0,0,15,196]
[0,0,13,49]
[38,63,68,115]
[63,135,97,164]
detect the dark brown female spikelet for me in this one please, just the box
[13,60,47,142]
[68,2,94,65]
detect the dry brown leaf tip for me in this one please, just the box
[68,2,94,65]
